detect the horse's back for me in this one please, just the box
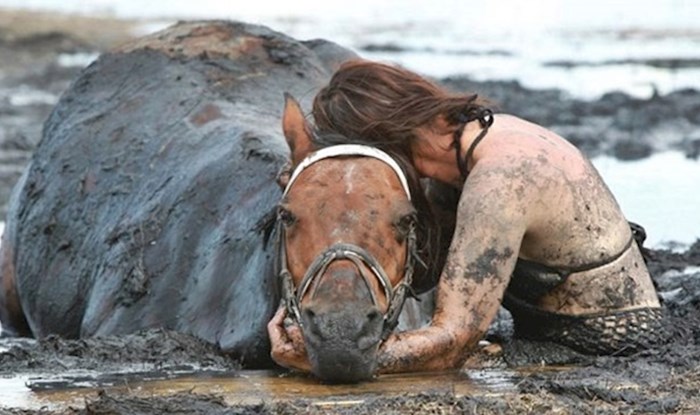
[2,21,356,365]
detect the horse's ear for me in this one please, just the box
[282,93,315,166]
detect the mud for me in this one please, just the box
[439,77,700,161]
[0,329,239,375]
[2,245,699,413]
[2,9,700,415]
[2,11,700,218]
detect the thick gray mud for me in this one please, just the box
[1,243,699,414]
[2,12,700,219]
[1,9,700,415]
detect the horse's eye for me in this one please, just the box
[395,213,416,238]
[278,206,297,226]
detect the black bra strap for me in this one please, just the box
[453,108,494,179]
[518,236,636,278]
[453,124,469,178]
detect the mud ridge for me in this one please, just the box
[0,329,240,375]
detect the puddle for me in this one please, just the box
[0,369,522,411]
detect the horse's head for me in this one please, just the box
[276,95,419,383]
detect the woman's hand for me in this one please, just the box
[267,306,312,372]
[376,325,463,373]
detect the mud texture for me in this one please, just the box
[3,12,700,218]
[440,78,700,161]
[0,9,147,218]
[0,329,239,375]
[2,244,700,414]
[2,9,700,415]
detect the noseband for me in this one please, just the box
[276,144,417,340]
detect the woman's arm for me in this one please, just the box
[268,162,533,373]
[377,162,530,373]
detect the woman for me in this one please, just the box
[268,60,663,373]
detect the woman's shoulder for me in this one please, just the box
[479,117,588,175]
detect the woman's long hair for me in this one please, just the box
[310,60,488,291]
[312,59,490,160]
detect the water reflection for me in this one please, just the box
[593,151,700,249]
[0,369,521,411]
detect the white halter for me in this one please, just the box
[282,144,412,200]
[277,144,417,340]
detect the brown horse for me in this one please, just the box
[0,21,442,383]
[275,95,424,382]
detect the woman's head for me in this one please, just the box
[310,60,488,293]
[312,59,488,161]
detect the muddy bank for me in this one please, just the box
[14,390,678,414]
[1,10,700,415]
[2,243,700,414]
[0,9,147,219]
[440,77,700,160]
[2,10,700,218]
[0,329,239,375]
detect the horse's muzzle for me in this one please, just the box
[301,301,383,383]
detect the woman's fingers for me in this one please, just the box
[267,306,312,372]
[285,320,304,345]
[267,306,289,343]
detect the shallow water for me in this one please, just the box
[0,369,520,411]
[6,0,700,99]
[592,151,700,248]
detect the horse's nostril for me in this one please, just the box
[301,306,325,342]
[356,307,383,351]
[366,309,381,323]
[303,307,316,320]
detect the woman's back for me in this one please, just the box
[477,114,659,337]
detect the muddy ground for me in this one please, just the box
[1,8,700,415]
[0,242,699,414]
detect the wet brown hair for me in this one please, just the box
[310,60,489,292]
[312,59,491,161]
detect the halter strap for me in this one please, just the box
[283,144,411,200]
[277,144,417,340]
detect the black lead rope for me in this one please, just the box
[453,108,494,179]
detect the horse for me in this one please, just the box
[0,21,442,382]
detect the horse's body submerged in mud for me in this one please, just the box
[0,21,440,382]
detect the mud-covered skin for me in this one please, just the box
[0,168,31,337]
[537,242,657,314]
[376,114,661,373]
[0,237,25,337]
[0,21,359,367]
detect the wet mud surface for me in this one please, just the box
[1,9,700,414]
[0,10,145,218]
[1,244,699,413]
[2,12,700,218]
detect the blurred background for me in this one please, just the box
[0,0,699,248]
